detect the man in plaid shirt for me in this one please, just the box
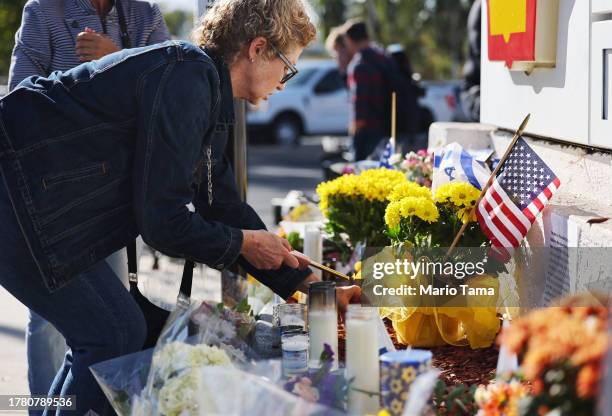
[344,20,399,160]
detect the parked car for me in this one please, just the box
[246,59,465,145]
[418,80,466,129]
[247,60,349,145]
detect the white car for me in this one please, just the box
[247,60,349,145]
[246,59,464,145]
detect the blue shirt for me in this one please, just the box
[8,0,170,91]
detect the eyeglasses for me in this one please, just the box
[271,46,298,84]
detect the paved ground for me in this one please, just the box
[0,137,325,412]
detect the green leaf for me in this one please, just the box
[215,302,225,313]
[234,297,252,314]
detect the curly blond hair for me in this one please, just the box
[192,0,317,64]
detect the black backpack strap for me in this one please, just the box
[127,240,138,279]
[180,261,195,298]
[127,240,194,299]
[127,183,202,299]
[115,0,132,49]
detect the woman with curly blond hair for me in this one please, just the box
[0,0,360,413]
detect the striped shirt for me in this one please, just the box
[8,0,170,91]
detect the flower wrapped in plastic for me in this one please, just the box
[375,181,507,349]
[91,299,342,415]
[91,299,255,415]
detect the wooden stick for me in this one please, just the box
[308,259,352,280]
[291,250,351,280]
[391,92,397,148]
[446,114,531,256]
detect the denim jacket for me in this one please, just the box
[0,41,310,296]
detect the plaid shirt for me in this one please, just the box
[347,46,395,133]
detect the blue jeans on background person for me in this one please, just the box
[0,177,146,415]
[26,249,130,400]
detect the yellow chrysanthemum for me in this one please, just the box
[399,197,419,217]
[434,182,480,208]
[457,207,477,223]
[384,201,402,228]
[316,169,407,215]
[388,182,433,202]
[415,198,440,223]
[399,197,439,223]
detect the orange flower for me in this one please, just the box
[537,405,550,416]
[531,379,544,395]
[576,363,600,399]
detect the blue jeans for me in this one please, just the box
[0,178,146,415]
[27,249,130,399]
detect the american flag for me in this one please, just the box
[477,137,560,261]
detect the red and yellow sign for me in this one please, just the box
[487,0,537,68]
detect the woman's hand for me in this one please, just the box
[336,285,362,315]
[241,229,299,270]
[76,28,121,62]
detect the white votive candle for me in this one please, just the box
[346,306,380,415]
[303,224,323,278]
[307,310,338,369]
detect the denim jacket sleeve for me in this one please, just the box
[133,58,243,269]
[196,153,312,299]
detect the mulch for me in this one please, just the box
[338,319,498,387]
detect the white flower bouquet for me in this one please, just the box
[91,299,341,416]
[91,299,256,415]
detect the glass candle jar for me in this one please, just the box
[281,329,309,377]
[307,281,338,369]
[275,303,307,335]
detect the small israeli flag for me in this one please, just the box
[379,138,395,168]
[432,142,492,191]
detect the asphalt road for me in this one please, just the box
[246,137,327,229]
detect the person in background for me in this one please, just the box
[386,43,423,151]
[461,0,481,122]
[342,19,403,161]
[325,25,352,83]
[7,0,170,401]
